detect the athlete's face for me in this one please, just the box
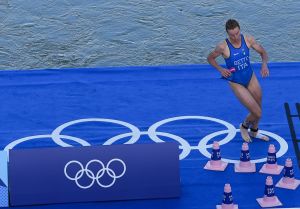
[227,27,241,43]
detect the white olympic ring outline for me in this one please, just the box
[4,116,289,163]
[64,158,126,189]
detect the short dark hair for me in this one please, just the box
[225,19,240,32]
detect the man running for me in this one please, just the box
[207,19,269,142]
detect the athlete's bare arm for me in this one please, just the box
[207,42,231,78]
[246,35,269,77]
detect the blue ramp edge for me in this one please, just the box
[0,151,8,207]
[0,151,8,186]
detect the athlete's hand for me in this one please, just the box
[261,63,269,77]
[220,68,232,78]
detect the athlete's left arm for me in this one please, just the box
[247,36,269,77]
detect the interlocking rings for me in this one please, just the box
[64,158,126,189]
[4,116,289,163]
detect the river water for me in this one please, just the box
[0,0,299,70]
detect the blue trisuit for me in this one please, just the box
[223,34,253,87]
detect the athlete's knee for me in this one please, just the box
[253,108,262,119]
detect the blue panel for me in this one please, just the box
[0,151,8,187]
[0,151,8,207]
[8,143,180,206]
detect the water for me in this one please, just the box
[0,0,299,70]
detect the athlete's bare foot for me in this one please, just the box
[249,131,269,141]
[239,123,251,142]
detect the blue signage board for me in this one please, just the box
[8,143,180,206]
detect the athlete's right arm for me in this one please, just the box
[207,43,231,78]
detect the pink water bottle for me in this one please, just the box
[229,67,236,73]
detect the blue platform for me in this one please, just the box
[0,62,300,209]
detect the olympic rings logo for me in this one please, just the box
[64,158,126,189]
[4,116,288,164]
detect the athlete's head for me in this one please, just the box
[225,19,240,32]
[225,19,241,43]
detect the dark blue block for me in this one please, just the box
[9,143,180,206]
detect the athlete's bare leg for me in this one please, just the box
[246,74,269,141]
[247,74,262,127]
[229,77,262,142]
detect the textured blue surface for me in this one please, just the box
[0,62,299,208]
[0,186,8,207]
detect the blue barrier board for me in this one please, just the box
[8,143,180,206]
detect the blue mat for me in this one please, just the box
[0,62,300,209]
